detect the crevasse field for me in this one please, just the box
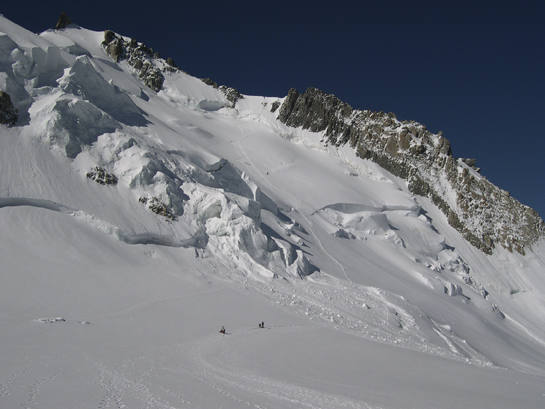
[1,16,545,409]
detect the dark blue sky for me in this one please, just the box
[3,1,544,218]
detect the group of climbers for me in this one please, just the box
[219,321,265,335]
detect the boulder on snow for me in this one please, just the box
[55,12,71,30]
[0,91,17,126]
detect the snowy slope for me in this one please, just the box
[1,16,545,409]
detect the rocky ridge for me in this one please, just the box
[101,31,244,107]
[278,87,544,254]
[102,30,168,92]
[200,77,243,107]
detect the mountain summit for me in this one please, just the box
[1,15,545,409]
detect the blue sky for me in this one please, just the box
[3,1,544,218]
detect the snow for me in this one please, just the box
[1,16,545,409]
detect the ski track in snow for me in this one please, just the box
[0,197,206,249]
[21,372,60,409]
[5,355,63,409]
[0,365,31,399]
[93,360,193,409]
[95,354,265,409]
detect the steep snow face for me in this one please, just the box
[2,16,545,409]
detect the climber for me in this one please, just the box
[219,325,226,334]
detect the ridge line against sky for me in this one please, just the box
[2,1,544,219]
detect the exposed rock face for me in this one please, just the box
[102,31,167,92]
[278,87,545,254]
[86,167,118,185]
[200,78,243,107]
[201,77,218,88]
[218,85,243,107]
[270,100,281,113]
[55,12,71,30]
[103,30,116,44]
[0,91,17,126]
[278,88,353,134]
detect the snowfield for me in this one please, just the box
[1,15,545,409]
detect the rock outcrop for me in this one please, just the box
[102,31,168,92]
[200,78,243,107]
[218,85,242,107]
[0,91,17,126]
[86,167,118,185]
[201,77,218,88]
[270,100,281,113]
[277,87,544,254]
[55,12,71,30]
[139,196,177,220]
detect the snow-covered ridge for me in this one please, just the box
[277,87,545,255]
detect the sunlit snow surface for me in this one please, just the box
[1,16,545,409]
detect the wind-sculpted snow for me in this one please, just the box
[314,201,478,294]
[0,197,205,249]
[184,183,317,280]
[46,98,119,158]
[197,99,225,112]
[319,202,422,214]
[0,197,71,212]
[58,55,148,126]
[0,34,39,124]
[203,159,254,199]
[116,230,208,248]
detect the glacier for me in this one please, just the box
[1,15,545,409]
